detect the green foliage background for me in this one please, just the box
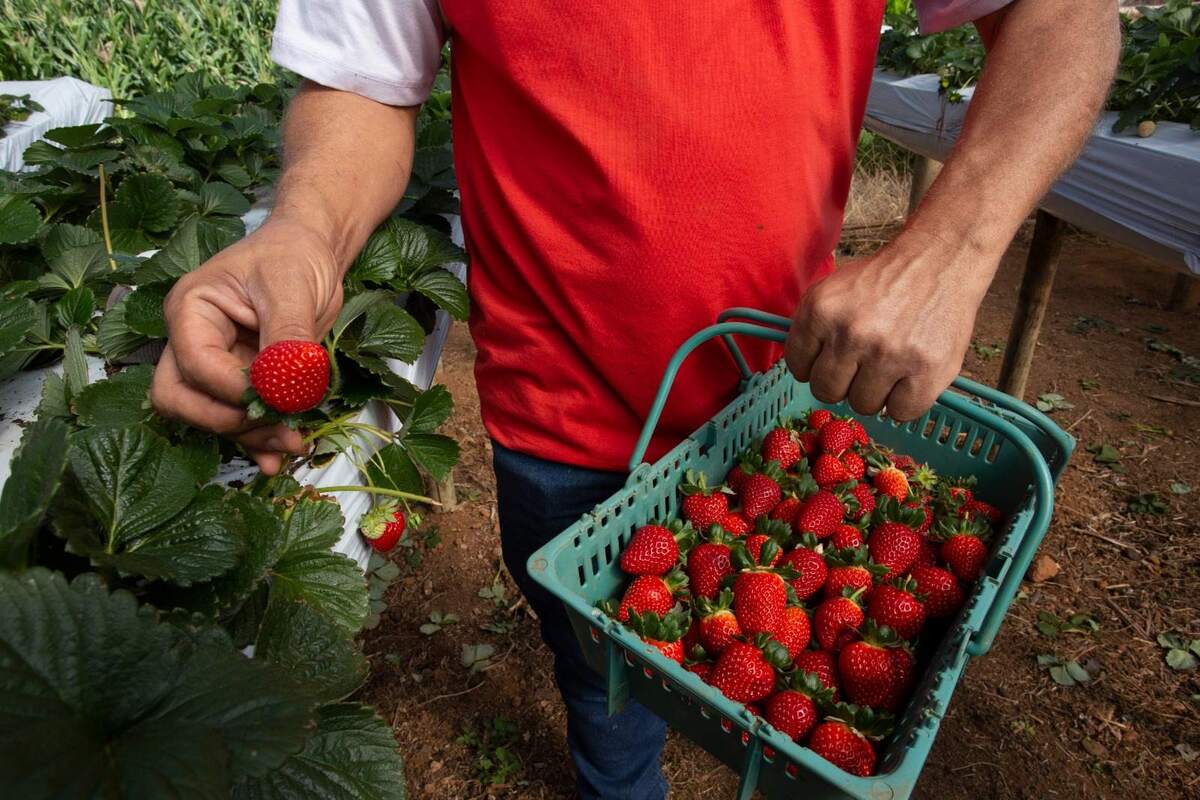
[0,0,278,97]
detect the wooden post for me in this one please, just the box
[1168,273,1200,312]
[907,155,942,216]
[997,210,1065,400]
[429,471,458,512]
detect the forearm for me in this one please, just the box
[902,0,1119,283]
[269,80,419,272]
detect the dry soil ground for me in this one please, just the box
[359,215,1200,799]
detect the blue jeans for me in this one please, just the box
[492,440,668,800]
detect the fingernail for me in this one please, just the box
[266,437,284,451]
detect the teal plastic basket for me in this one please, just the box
[527,309,1073,800]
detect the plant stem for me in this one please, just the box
[319,485,439,505]
[98,163,118,272]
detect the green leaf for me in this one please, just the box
[331,290,388,343]
[0,296,36,358]
[1065,660,1091,683]
[62,326,89,398]
[358,303,424,363]
[1049,665,1075,686]
[54,287,96,329]
[125,283,170,338]
[388,219,464,278]
[215,162,253,188]
[366,444,425,497]
[116,172,179,233]
[175,429,222,485]
[36,373,70,420]
[401,432,459,481]
[0,419,70,567]
[68,425,198,547]
[22,140,121,174]
[197,182,251,217]
[408,384,453,433]
[0,569,316,796]
[0,194,41,244]
[1088,444,1121,465]
[350,227,401,283]
[409,268,469,321]
[256,600,368,703]
[1167,648,1198,671]
[73,365,154,428]
[1169,482,1191,495]
[95,294,151,361]
[135,215,243,283]
[233,703,405,800]
[40,224,108,290]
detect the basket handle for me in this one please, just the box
[628,321,788,471]
[714,307,792,381]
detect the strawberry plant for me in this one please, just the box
[0,92,42,136]
[1111,0,1200,133]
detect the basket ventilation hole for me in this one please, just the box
[720,718,733,734]
[937,423,953,444]
[642,667,653,679]
[589,553,600,577]
[590,627,600,642]
[603,543,613,565]
[599,514,609,528]
[922,418,937,438]
[969,436,985,456]
[763,746,776,763]
[785,763,799,779]
[576,565,586,585]
[660,680,670,693]
[954,430,969,450]
[986,442,1001,462]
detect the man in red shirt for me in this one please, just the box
[152,1,1117,795]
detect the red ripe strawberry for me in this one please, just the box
[794,649,840,698]
[797,430,819,459]
[685,528,734,600]
[708,636,791,704]
[779,535,827,601]
[892,454,916,473]
[908,565,965,619]
[249,340,331,413]
[762,426,801,470]
[809,704,892,777]
[905,500,934,535]
[847,482,876,521]
[814,590,865,651]
[935,517,991,582]
[732,568,789,638]
[823,547,885,601]
[872,466,910,502]
[620,519,692,575]
[695,589,742,654]
[360,504,407,552]
[819,419,855,455]
[679,470,730,528]
[683,618,700,654]
[914,536,939,568]
[625,609,689,664]
[812,453,851,488]
[884,645,916,712]
[766,671,833,743]
[807,409,833,431]
[866,576,926,640]
[830,522,864,551]
[841,451,865,481]
[965,498,1003,525]
[868,522,922,577]
[839,621,904,710]
[685,660,713,682]
[795,490,844,539]
[745,534,783,566]
[849,419,869,447]
[720,511,753,537]
[739,464,784,519]
[613,570,687,622]
[726,451,762,494]
[778,605,812,659]
[745,702,764,718]
[769,496,802,528]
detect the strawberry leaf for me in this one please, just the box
[196,181,250,217]
[0,296,36,359]
[0,193,41,244]
[73,366,154,428]
[408,384,453,434]
[255,599,368,703]
[357,302,424,364]
[410,268,468,321]
[0,418,70,567]
[366,443,425,497]
[135,215,243,283]
[400,432,459,481]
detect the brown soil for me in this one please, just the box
[359,225,1200,799]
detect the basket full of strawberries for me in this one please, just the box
[528,312,1072,800]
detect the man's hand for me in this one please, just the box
[150,219,344,474]
[785,234,990,421]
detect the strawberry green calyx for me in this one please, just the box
[930,514,991,543]
[625,608,689,643]
[884,573,925,601]
[856,618,901,648]
[822,702,896,740]
[911,464,939,492]
[778,668,838,706]
[680,469,733,497]
[751,632,794,671]
[695,587,736,617]
[360,502,407,552]
[871,496,927,529]
[825,546,889,579]
[753,516,791,543]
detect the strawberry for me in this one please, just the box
[814,588,866,651]
[766,671,833,743]
[794,649,840,699]
[779,534,827,601]
[739,462,784,519]
[695,589,742,654]
[872,465,910,502]
[806,409,833,431]
[838,621,904,710]
[908,565,965,619]
[935,517,991,582]
[847,482,876,521]
[866,576,926,640]
[745,533,783,567]
[884,644,916,712]
[360,503,407,552]
[965,498,1003,525]
[249,339,331,413]
[823,547,886,601]
[812,453,851,488]
[914,536,939,568]
[818,418,855,455]
[841,450,866,481]
[808,703,893,777]
[720,511,753,537]
[685,659,713,682]
[868,498,926,576]
[830,522,864,551]
[726,451,762,493]
[762,424,802,470]
[797,430,819,460]
[730,547,790,638]
[777,605,812,659]
[620,519,694,575]
[625,609,689,663]
[769,496,802,528]
[679,470,731,528]
[685,526,735,600]
[849,419,869,447]
[892,454,917,474]
[905,500,934,535]
[795,490,845,539]
[708,635,791,704]
[607,570,687,622]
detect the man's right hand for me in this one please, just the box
[149,217,346,475]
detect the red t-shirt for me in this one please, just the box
[272,2,997,471]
